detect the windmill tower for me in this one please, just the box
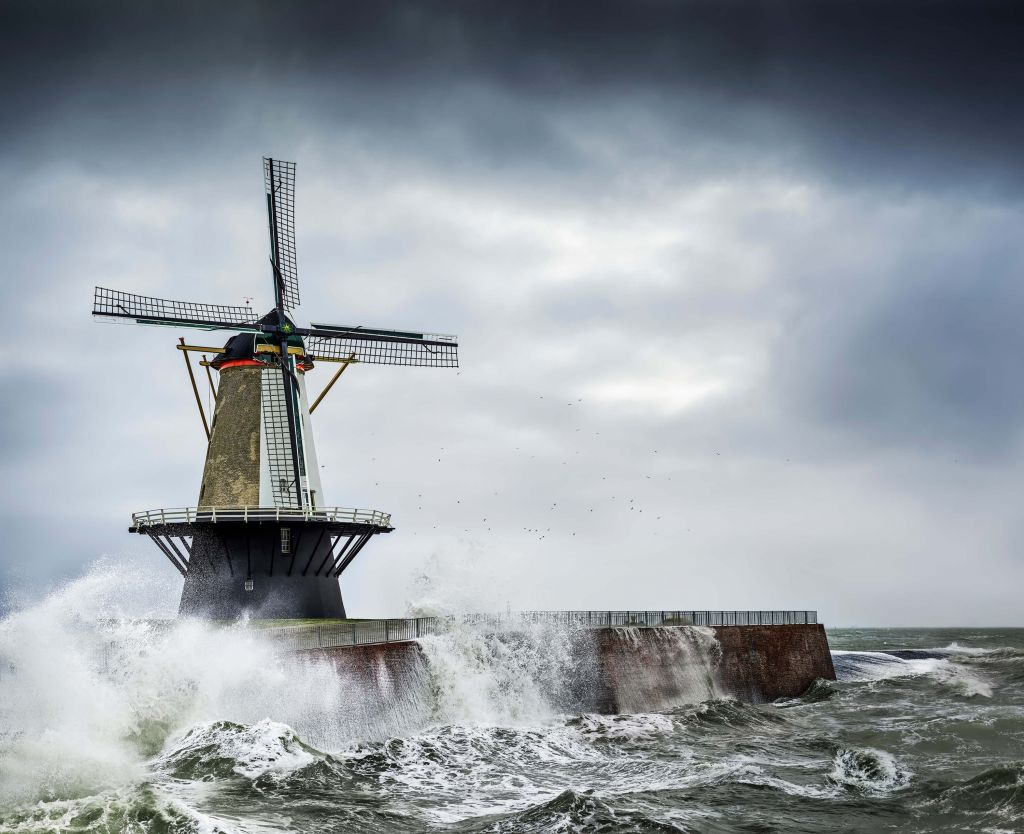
[92,158,459,619]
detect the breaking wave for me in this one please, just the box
[156,719,323,781]
[1,565,1022,832]
[932,762,1024,818]
[831,649,993,696]
[828,747,911,794]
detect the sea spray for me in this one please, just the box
[0,565,417,806]
[600,626,721,713]
[4,568,1021,834]
[0,565,603,807]
[414,616,589,725]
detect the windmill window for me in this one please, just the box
[280,528,291,554]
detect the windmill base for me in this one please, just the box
[179,558,347,619]
[133,518,391,620]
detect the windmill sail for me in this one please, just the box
[305,324,459,367]
[260,364,307,508]
[93,286,259,331]
[264,158,300,311]
[263,158,305,509]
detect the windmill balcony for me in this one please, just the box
[130,505,392,530]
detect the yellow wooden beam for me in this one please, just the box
[176,343,225,354]
[178,337,210,441]
[255,343,305,356]
[202,354,217,397]
[309,353,357,413]
[306,355,361,364]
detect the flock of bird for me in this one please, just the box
[331,391,696,543]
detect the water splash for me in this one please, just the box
[0,565,395,806]
[600,627,721,713]
[829,747,911,794]
[415,617,585,726]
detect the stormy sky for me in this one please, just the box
[1,1,1022,624]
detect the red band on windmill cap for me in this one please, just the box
[217,359,265,371]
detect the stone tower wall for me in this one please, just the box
[198,366,262,507]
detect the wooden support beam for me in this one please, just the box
[202,355,217,398]
[179,337,211,441]
[310,353,356,413]
[176,343,225,354]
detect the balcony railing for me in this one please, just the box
[131,506,392,529]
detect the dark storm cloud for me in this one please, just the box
[2,1,1022,192]
[1,1,1022,623]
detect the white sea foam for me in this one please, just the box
[831,650,993,697]
[829,747,911,794]
[569,712,677,741]
[414,618,579,726]
[940,642,996,656]
[158,719,318,780]
[0,563,393,805]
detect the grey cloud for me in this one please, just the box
[1,1,1022,624]
[774,205,1024,458]
[2,1,1022,194]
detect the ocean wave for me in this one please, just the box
[831,650,993,697]
[457,788,685,834]
[939,641,997,656]
[828,747,911,794]
[341,722,605,811]
[339,721,815,824]
[338,724,601,824]
[774,678,837,706]
[566,712,677,742]
[927,762,1024,824]
[668,699,790,730]
[156,719,324,781]
[0,784,216,834]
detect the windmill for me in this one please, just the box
[92,158,459,618]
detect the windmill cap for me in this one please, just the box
[210,329,312,371]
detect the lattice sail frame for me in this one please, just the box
[305,333,459,367]
[93,287,259,330]
[264,158,300,311]
[94,159,460,368]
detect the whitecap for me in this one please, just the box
[157,718,319,780]
[832,650,993,696]
[829,747,911,794]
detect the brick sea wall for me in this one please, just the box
[297,624,836,715]
[712,624,836,702]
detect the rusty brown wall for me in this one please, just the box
[587,624,834,710]
[295,641,421,679]
[711,624,836,702]
[198,366,261,507]
[293,624,835,716]
[293,642,435,736]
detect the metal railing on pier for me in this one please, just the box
[268,610,818,651]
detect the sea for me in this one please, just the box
[0,571,1022,833]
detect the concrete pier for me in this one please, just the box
[712,624,835,702]
[297,623,836,713]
